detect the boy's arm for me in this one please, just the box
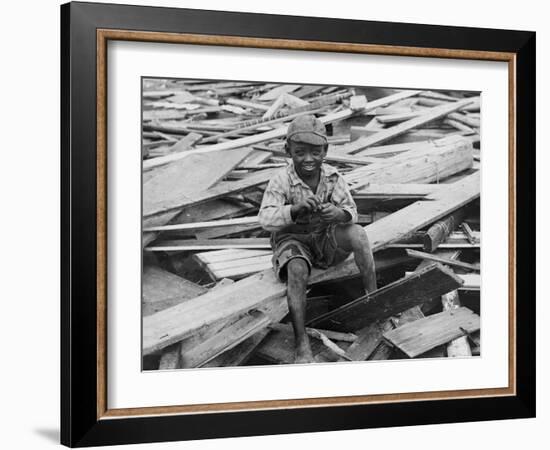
[330,175,358,224]
[258,174,294,232]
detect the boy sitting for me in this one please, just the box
[258,115,377,363]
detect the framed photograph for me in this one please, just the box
[61,1,535,447]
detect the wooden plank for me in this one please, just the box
[353,183,443,200]
[292,85,327,98]
[226,98,270,111]
[458,274,480,291]
[335,140,429,158]
[179,310,271,368]
[146,238,271,252]
[388,243,479,250]
[269,323,357,343]
[423,209,466,252]
[143,216,259,232]
[345,98,475,154]
[208,254,272,272]
[345,321,390,361]
[376,110,424,124]
[210,262,273,280]
[194,223,262,240]
[461,222,479,244]
[158,343,182,370]
[142,266,207,317]
[262,93,309,120]
[447,112,480,128]
[194,248,272,265]
[142,175,478,355]
[309,263,462,331]
[442,286,472,357]
[143,147,253,217]
[383,307,480,358]
[257,84,301,101]
[368,306,427,361]
[143,197,257,247]
[406,249,480,272]
[202,329,270,367]
[344,136,473,190]
[144,168,276,218]
[185,295,288,368]
[158,132,202,154]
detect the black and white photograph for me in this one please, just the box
[141,78,481,370]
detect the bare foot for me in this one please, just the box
[294,341,315,364]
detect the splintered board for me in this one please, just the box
[344,136,473,190]
[180,295,288,368]
[179,310,271,368]
[143,147,252,217]
[345,97,476,154]
[309,263,463,331]
[142,266,207,316]
[383,307,480,358]
[146,238,271,252]
[194,248,273,280]
[145,168,276,217]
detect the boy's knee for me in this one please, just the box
[286,258,310,280]
[347,224,369,247]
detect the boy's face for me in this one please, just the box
[287,140,327,178]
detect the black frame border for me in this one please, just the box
[61,2,535,447]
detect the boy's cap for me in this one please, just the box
[286,115,327,146]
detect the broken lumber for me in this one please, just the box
[423,209,466,252]
[202,329,270,367]
[142,266,207,317]
[345,321,392,361]
[146,238,271,252]
[406,249,480,272]
[309,263,463,331]
[383,307,480,357]
[143,147,252,217]
[353,183,444,200]
[257,84,301,101]
[457,274,480,291]
[442,289,472,357]
[344,135,473,190]
[144,168,276,218]
[347,306,425,361]
[338,97,475,155]
[180,293,288,368]
[143,216,259,232]
[179,310,272,368]
[269,323,357,343]
[225,98,270,111]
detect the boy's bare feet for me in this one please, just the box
[294,340,315,364]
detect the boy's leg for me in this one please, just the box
[334,224,377,294]
[286,258,315,363]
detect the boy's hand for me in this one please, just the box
[320,204,349,223]
[291,197,321,220]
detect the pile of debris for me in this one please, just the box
[141,79,481,370]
